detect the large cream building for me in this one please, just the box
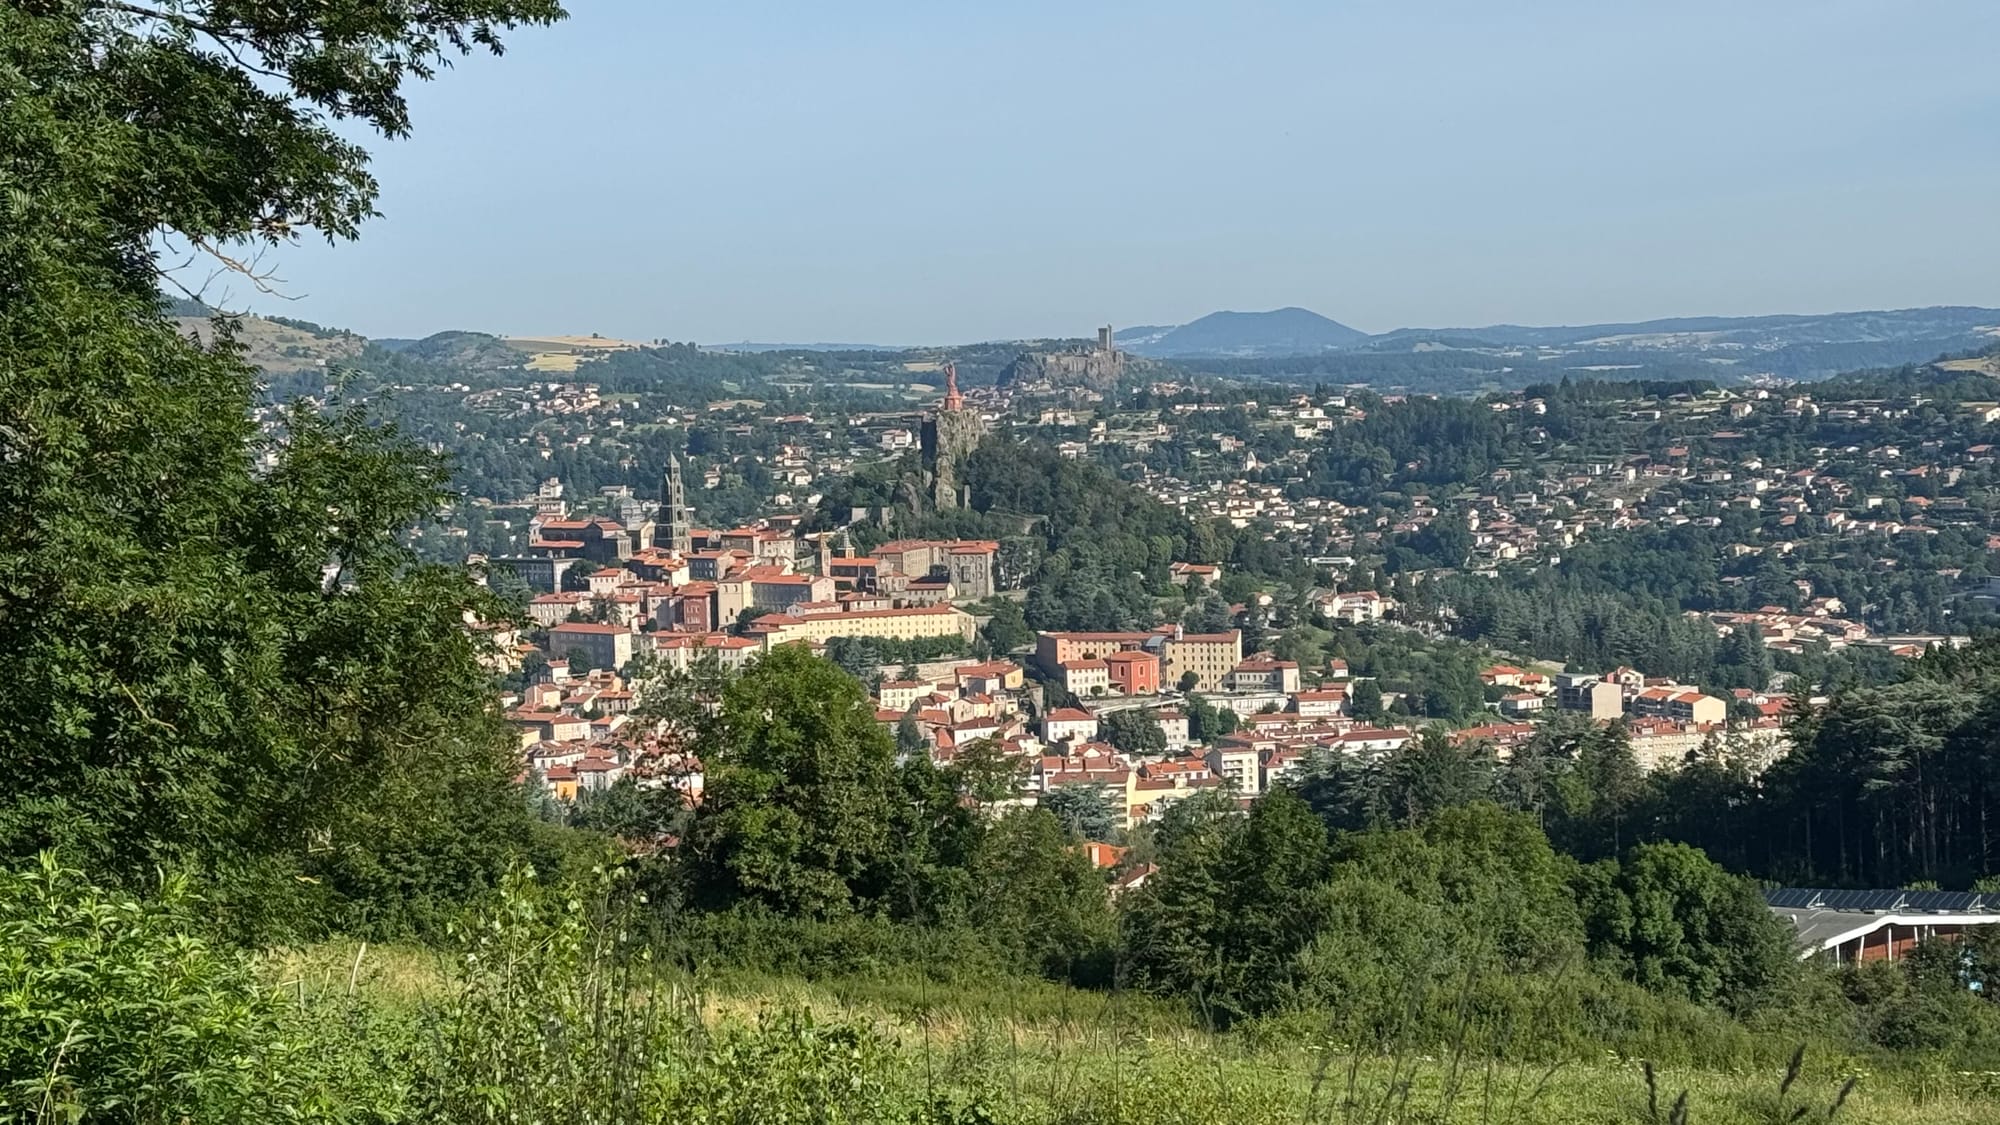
[1162,630,1242,692]
[750,604,977,649]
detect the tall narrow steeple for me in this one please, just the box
[661,451,692,554]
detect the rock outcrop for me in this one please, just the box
[920,363,983,510]
[996,345,1130,392]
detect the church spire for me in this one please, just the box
[660,450,692,555]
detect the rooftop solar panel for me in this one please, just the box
[1762,887,1999,914]
[1822,889,1904,911]
[1903,890,1988,912]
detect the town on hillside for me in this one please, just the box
[477,353,1992,845]
[26,3,2000,1118]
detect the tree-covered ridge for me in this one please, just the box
[1815,359,2000,402]
[1693,647,2000,889]
[810,435,1235,632]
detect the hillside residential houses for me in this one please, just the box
[1471,661,1783,771]
[1042,707,1101,745]
[547,622,635,672]
[488,372,1998,827]
[1057,657,1111,698]
[1036,630,1165,675]
[505,667,701,810]
[1224,658,1301,694]
[500,518,1027,813]
[1318,590,1393,624]
[1546,668,1729,728]
[1033,627,1245,695]
[857,637,1456,829]
[1693,606,1961,659]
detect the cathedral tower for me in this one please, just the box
[660,451,693,554]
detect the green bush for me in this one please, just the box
[655,1010,919,1125]
[668,910,1013,983]
[0,856,327,1123]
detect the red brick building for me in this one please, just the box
[1106,650,1161,695]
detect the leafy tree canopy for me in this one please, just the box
[1100,708,1168,757]
[682,646,904,918]
[0,0,566,938]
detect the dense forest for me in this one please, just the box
[1407,513,1994,682]
[1640,645,2000,889]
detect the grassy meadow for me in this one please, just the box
[271,940,2000,1125]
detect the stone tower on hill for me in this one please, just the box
[660,451,693,554]
[995,327,1128,391]
[920,362,983,511]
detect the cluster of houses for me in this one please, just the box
[856,635,1821,856]
[1479,663,1788,770]
[490,466,1014,804]
[1693,603,1961,660]
[862,633,1428,831]
[1084,387,1993,652]
[415,347,1998,668]
[462,380,606,418]
[499,537,1801,821]
[490,521,1000,672]
[499,664,704,805]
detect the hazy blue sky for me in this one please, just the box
[227,0,2000,343]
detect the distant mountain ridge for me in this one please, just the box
[171,296,2000,388]
[1371,306,2000,350]
[1120,308,1366,357]
[1117,304,2000,379]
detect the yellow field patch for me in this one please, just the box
[524,352,581,373]
[502,334,647,350]
[502,334,647,374]
[1938,356,2000,376]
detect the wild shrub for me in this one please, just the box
[0,856,329,1123]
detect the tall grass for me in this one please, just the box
[10,859,1991,1123]
[271,877,1994,1125]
